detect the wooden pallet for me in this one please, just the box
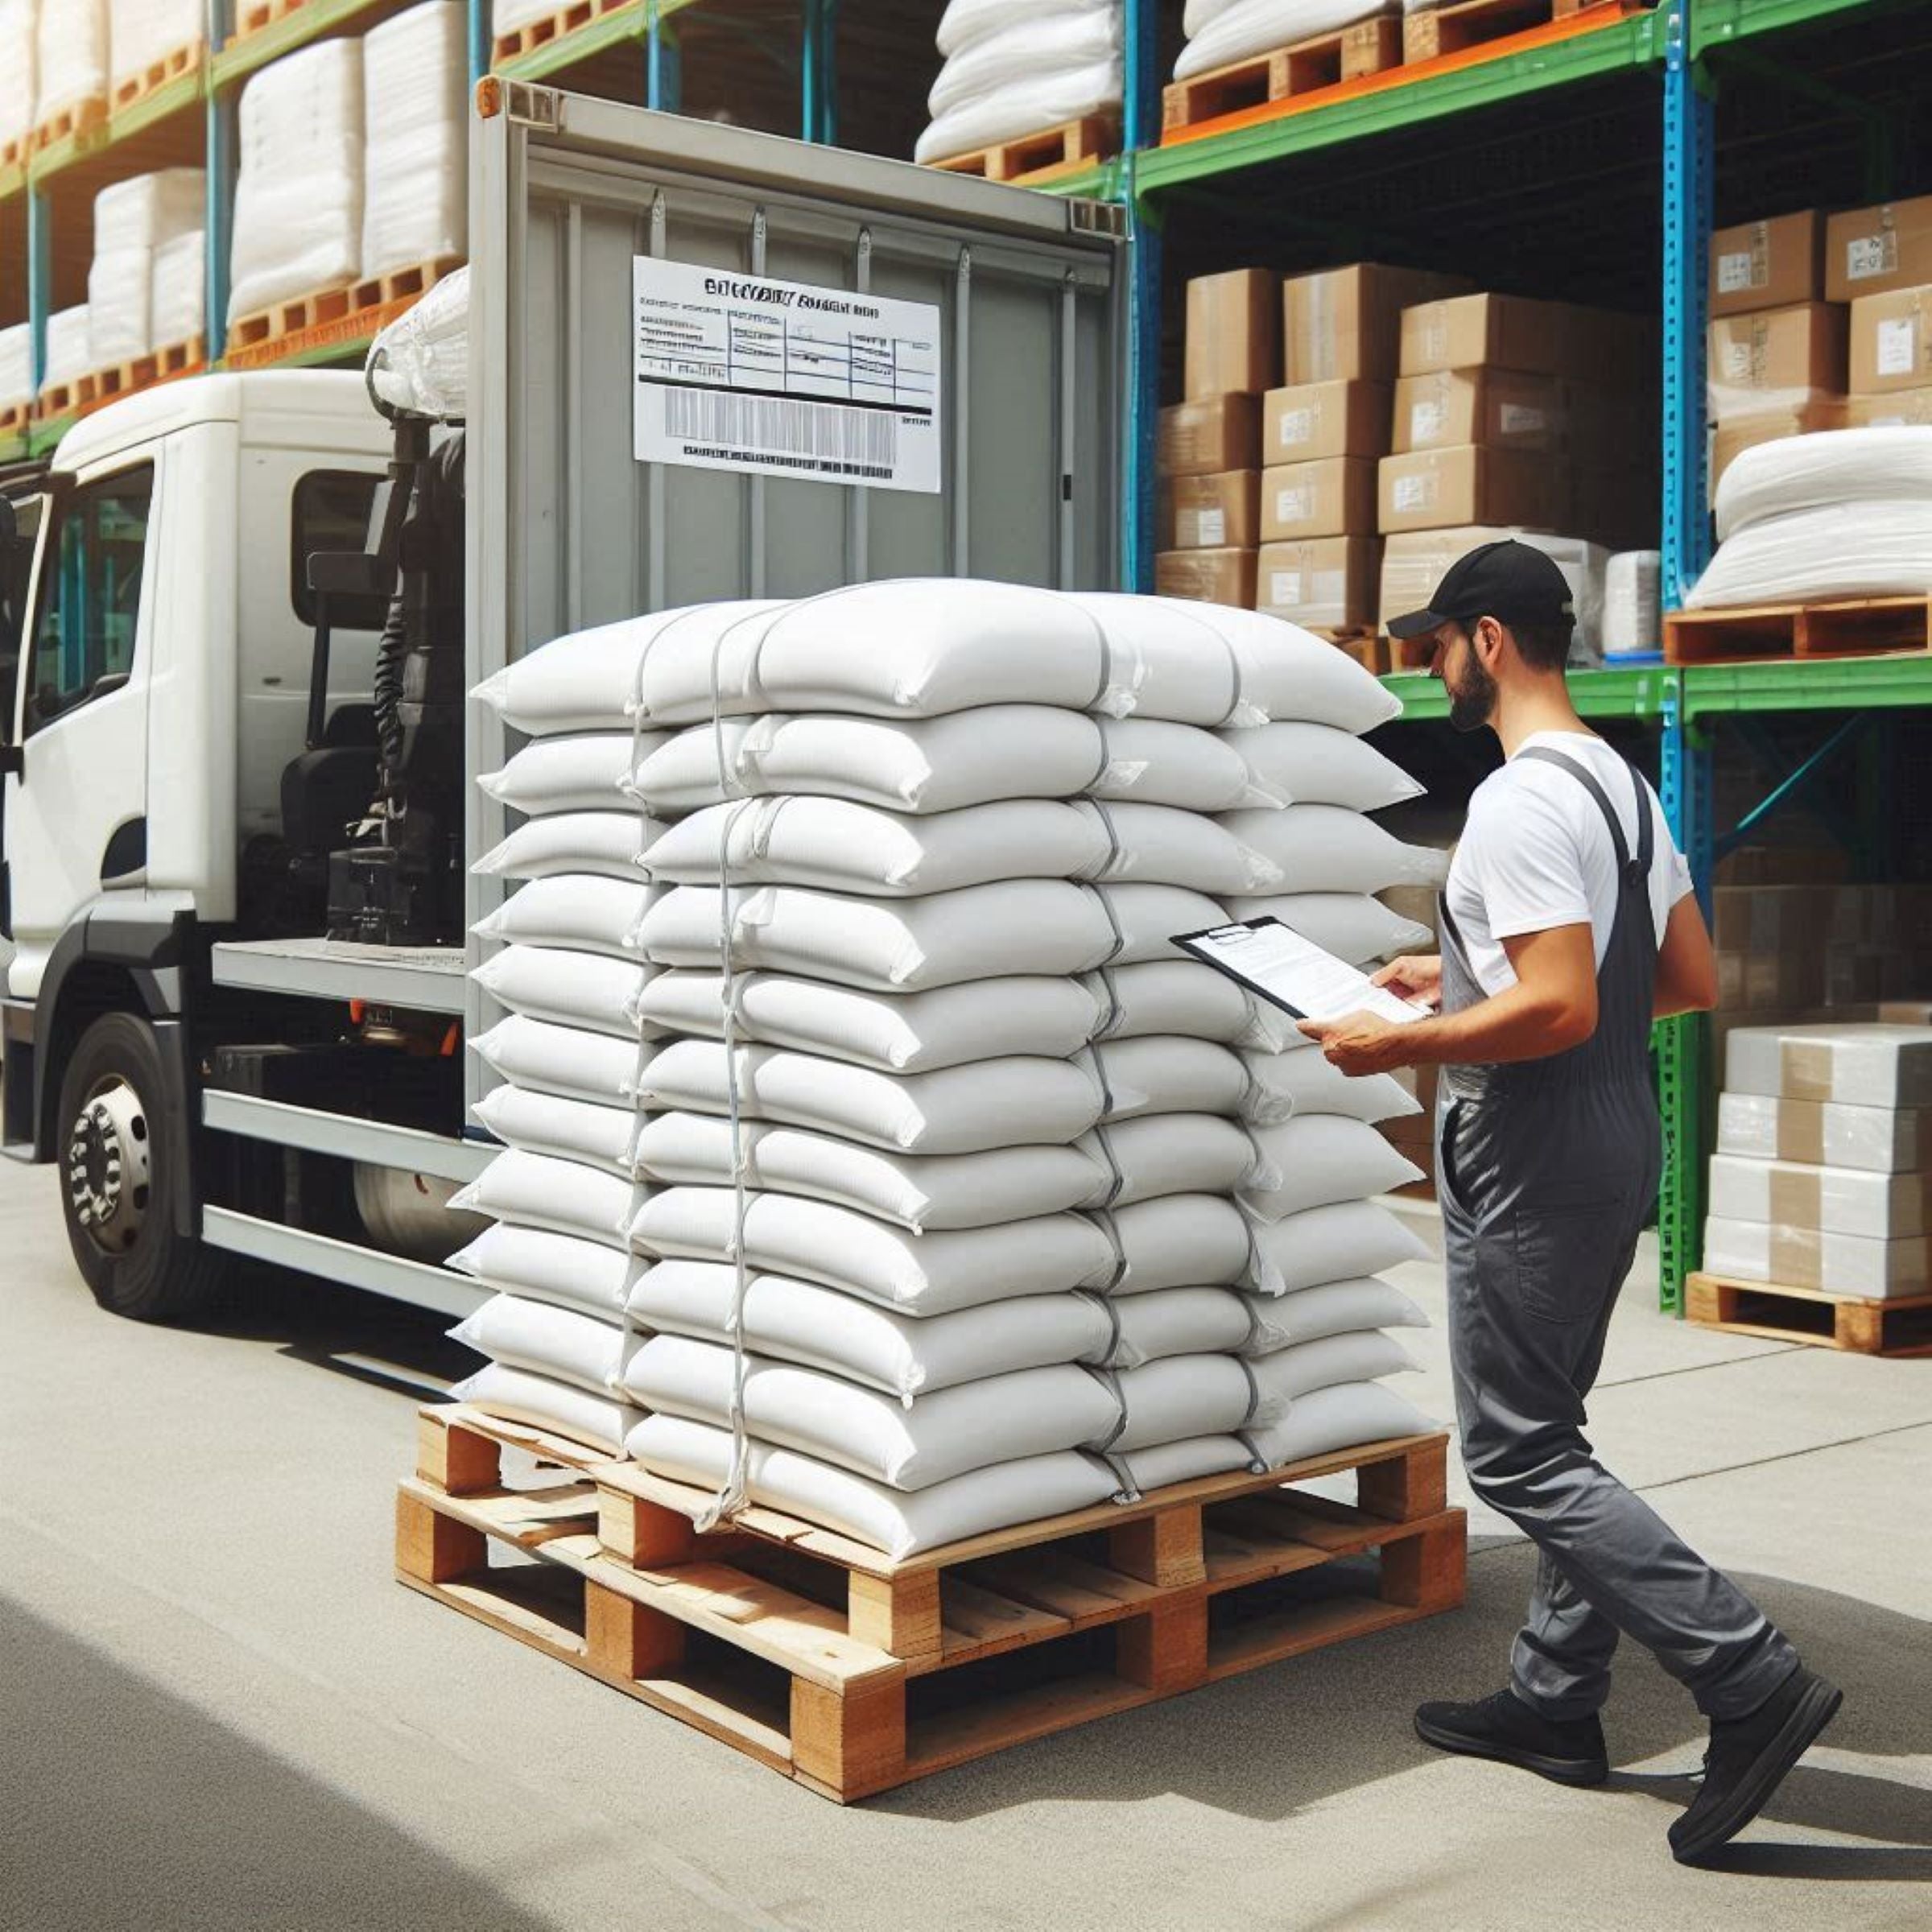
[492,0,636,64]
[0,398,31,438]
[1686,1272,1932,1358]
[32,94,109,153]
[1663,597,1932,666]
[1404,0,1640,65]
[226,258,464,369]
[398,1406,1467,1802]
[0,132,27,175]
[929,115,1118,188]
[1162,18,1402,134]
[35,370,103,419]
[111,40,202,113]
[69,336,208,420]
[233,0,307,40]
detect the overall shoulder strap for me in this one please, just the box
[1514,745,1643,885]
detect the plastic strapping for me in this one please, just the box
[1075,1039,1117,1121]
[1101,1450,1142,1505]
[1073,1287,1123,1368]
[1081,716,1115,798]
[1082,1204,1129,1292]
[1084,1121,1126,1210]
[1232,1429,1270,1476]
[1236,1294,1265,1357]
[1080,1364,1130,1455]
[1075,600,1119,714]
[1236,1356,1265,1430]
[1086,965,1125,1042]
[1076,881,1126,971]
[1076,796,1125,883]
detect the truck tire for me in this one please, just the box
[56,1012,229,1322]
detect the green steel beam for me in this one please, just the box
[1691,0,1918,60]
[27,69,208,187]
[1383,663,1677,724]
[1134,10,1662,195]
[1682,655,1932,718]
[495,0,706,83]
[26,411,76,458]
[1655,1012,1705,1315]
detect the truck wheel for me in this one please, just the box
[56,1012,228,1323]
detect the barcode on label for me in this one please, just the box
[1276,487,1315,524]
[664,388,898,479]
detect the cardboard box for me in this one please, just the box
[1703,1216,1930,1298]
[1709,211,1825,318]
[1377,446,1563,534]
[1155,547,1257,605]
[1397,293,1653,381]
[1262,379,1391,462]
[1158,394,1262,477]
[1158,469,1261,551]
[1391,369,1566,453]
[1849,284,1932,394]
[1261,456,1379,540]
[1282,264,1471,386]
[1717,1094,1932,1174]
[1709,1154,1932,1240]
[1847,384,1932,427]
[1724,1023,1932,1108]
[1706,303,1848,415]
[1185,268,1280,398]
[1255,536,1381,630]
[1825,194,1932,303]
[1711,399,1849,489]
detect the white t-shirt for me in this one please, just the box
[1444,731,1694,997]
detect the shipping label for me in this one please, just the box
[1410,401,1447,446]
[1276,485,1315,524]
[1270,570,1302,606]
[1195,508,1228,547]
[1280,407,1316,448]
[1499,403,1549,438]
[1392,473,1433,513]
[1847,233,1897,283]
[1716,249,1756,295]
[1876,316,1918,378]
[633,258,942,492]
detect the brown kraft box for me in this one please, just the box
[1157,394,1262,477]
[1711,399,1850,489]
[1185,268,1281,398]
[1825,194,1932,303]
[1261,456,1379,541]
[1709,211,1826,318]
[1847,385,1932,426]
[1849,285,1932,394]
[1398,293,1654,381]
[1706,303,1848,415]
[1255,536,1381,630]
[1282,264,1472,386]
[1377,447,1565,534]
[1158,469,1261,551]
[1392,369,1567,453]
[1155,547,1257,605]
[1262,379,1392,463]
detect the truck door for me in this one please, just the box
[0,490,47,941]
[4,460,157,998]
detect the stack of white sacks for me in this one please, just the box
[447,583,1444,1561]
[0,0,37,160]
[917,0,1122,167]
[108,0,204,93]
[1174,0,1397,82]
[88,169,204,366]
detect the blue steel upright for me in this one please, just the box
[1120,0,1161,592]
[1660,2,1714,611]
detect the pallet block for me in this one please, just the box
[233,0,307,42]
[399,1406,1467,1802]
[226,258,464,369]
[492,0,637,65]
[1686,1272,1932,1358]
[1664,597,1932,665]
[32,94,109,153]
[929,115,1118,188]
[110,41,203,114]
[1403,0,1637,64]
[1162,18,1402,134]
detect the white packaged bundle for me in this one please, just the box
[0,0,35,161]
[1223,721,1425,811]
[448,1147,638,1248]
[473,810,665,882]
[1247,1327,1418,1404]
[94,167,203,254]
[1246,1380,1435,1472]
[1241,1046,1418,1125]
[361,2,467,281]
[918,0,1122,167]
[150,228,204,348]
[449,1291,637,1397]
[452,1360,642,1455]
[1108,1286,1263,1367]
[1220,804,1451,895]
[473,873,666,957]
[1224,891,1435,965]
[228,39,364,323]
[0,324,31,411]
[480,733,667,815]
[1105,1353,1278,1455]
[1241,1114,1425,1219]
[471,1013,654,1104]
[473,1084,642,1175]
[107,0,202,93]
[471,945,658,1038]
[35,0,105,124]
[448,1220,642,1319]
[40,306,93,390]
[1237,1276,1429,1353]
[88,253,151,366]
[1175,0,1393,80]
[1249,1198,1430,1294]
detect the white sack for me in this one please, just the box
[1107,1435,1257,1495]
[448,1362,641,1455]
[36,0,105,121]
[448,1148,637,1248]
[364,260,467,422]
[929,6,1121,118]
[448,1220,641,1318]
[1224,721,1425,811]
[1228,892,1435,966]
[1220,805,1450,896]
[1242,1046,1419,1125]
[1176,0,1394,81]
[471,944,657,1038]
[229,39,364,322]
[360,2,467,280]
[1248,1327,1416,1405]
[93,167,204,254]
[1713,426,1932,543]
[1238,1275,1428,1352]
[450,1292,634,1397]
[632,708,1283,816]
[1105,1353,1276,1454]
[1240,1114,1425,1219]
[108,0,203,91]
[627,1261,1113,1401]
[625,1412,1117,1559]
[937,0,1117,58]
[151,228,204,347]
[473,811,665,882]
[914,56,1120,165]
[473,873,665,958]
[480,733,666,815]
[1249,1198,1430,1294]
[1107,1286,1261,1367]
[473,1084,640,1176]
[1686,500,1932,610]
[636,880,1227,990]
[1246,1378,1435,1471]
[470,1015,653,1106]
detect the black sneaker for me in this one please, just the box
[1414,1687,1610,1786]
[1669,1666,1843,1864]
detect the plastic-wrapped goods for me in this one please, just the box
[228,39,364,323]
[491,0,559,38]
[1603,551,1662,657]
[937,0,1117,58]
[360,2,466,281]
[916,0,1121,167]
[365,261,469,423]
[1714,427,1932,544]
[1175,0,1393,81]
[40,306,93,391]
[0,324,31,411]
[0,0,35,160]
[150,228,204,348]
[88,171,204,365]
[35,0,105,125]
[108,0,202,91]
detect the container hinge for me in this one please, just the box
[501,80,562,131]
[1067,198,1128,242]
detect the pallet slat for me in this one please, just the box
[1162,18,1400,134]
[225,258,464,371]
[928,114,1117,188]
[1665,597,1932,666]
[1686,1271,1932,1357]
[492,0,636,64]
[110,41,202,113]
[1403,0,1635,63]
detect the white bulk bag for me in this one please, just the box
[1248,1327,1417,1406]
[448,1148,637,1247]
[637,880,1227,989]
[1228,892,1435,965]
[625,1413,1117,1559]
[471,1016,652,1107]
[94,167,204,253]
[450,1292,635,1397]
[1238,1275,1428,1353]
[1107,1435,1257,1495]
[473,811,663,883]
[1686,499,1932,610]
[448,1220,642,1318]
[40,307,93,391]
[1240,1114,1425,1219]
[361,2,467,281]
[1242,1047,1419,1125]
[473,1084,640,1176]
[938,0,1117,58]
[108,0,203,93]
[480,733,667,815]
[1175,0,1391,80]
[448,1362,642,1455]
[1248,1198,1430,1294]
[1106,1192,1274,1294]
[1246,1379,1435,1471]
[916,53,1121,164]
[471,945,658,1038]
[0,325,35,411]
[151,228,205,348]
[1224,721,1425,812]
[1713,425,1932,543]
[627,1261,1113,1400]
[622,1335,1122,1489]
[929,6,1121,118]
[0,0,36,167]
[1220,805,1450,895]
[1105,1286,1261,1367]
[633,708,1283,816]
[35,0,106,122]
[1104,1353,1278,1454]
[473,873,665,958]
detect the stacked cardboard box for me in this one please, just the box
[1706,209,1848,493]
[1707,1023,1932,1299]
[1712,884,1932,1018]
[1833,194,1932,426]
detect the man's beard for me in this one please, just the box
[1448,654,1497,733]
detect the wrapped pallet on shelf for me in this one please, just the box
[0,0,36,167]
[35,0,106,144]
[0,323,31,431]
[360,1,467,286]
[87,168,205,369]
[107,0,204,109]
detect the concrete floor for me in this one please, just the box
[2,1158,1929,1932]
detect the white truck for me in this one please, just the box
[0,87,1125,1322]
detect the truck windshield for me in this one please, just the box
[0,494,43,745]
[27,466,153,733]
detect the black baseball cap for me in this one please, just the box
[1386,538,1576,641]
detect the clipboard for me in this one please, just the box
[1171,915,1429,1026]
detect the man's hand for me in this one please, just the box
[1296,1009,1416,1076]
[1371,955,1443,1010]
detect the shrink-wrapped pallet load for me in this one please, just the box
[35,0,106,130]
[360,2,467,283]
[0,0,37,159]
[917,0,1121,167]
[0,324,31,413]
[228,39,364,324]
[40,305,93,394]
[151,227,205,348]
[108,0,203,95]
[87,168,204,365]
[451,583,1438,1558]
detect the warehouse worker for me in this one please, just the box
[1296,540,1839,1865]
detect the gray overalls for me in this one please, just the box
[1438,745,1798,1722]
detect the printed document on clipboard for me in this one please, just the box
[1172,916,1430,1025]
